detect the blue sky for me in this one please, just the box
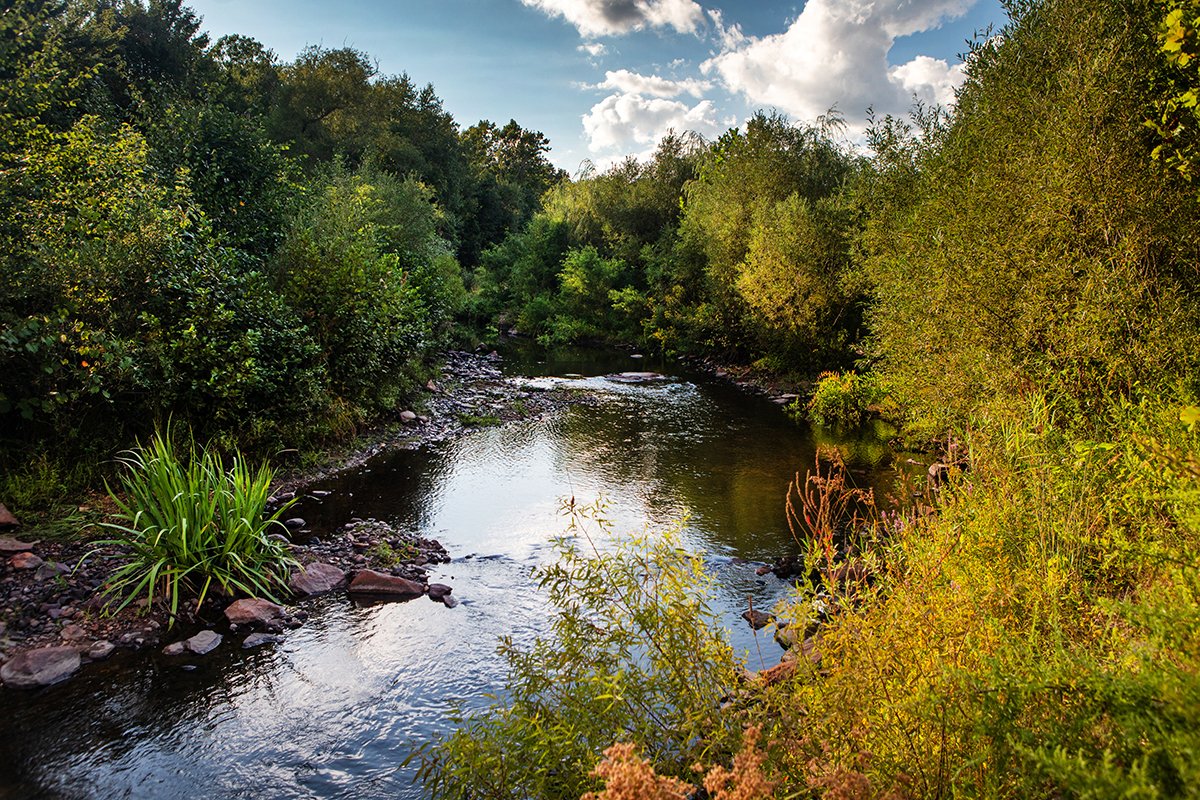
[188,0,1007,172]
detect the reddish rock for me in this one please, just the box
[0,504,19,529]
[9,552,43,570]
[289,562,345,596]
[349,569,424,598]
[0,535,38,554]
[427,583,453,601]
[1,646,81,688]
[224,598,285,626]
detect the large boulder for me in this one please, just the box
[289,562,345,597]
[224,598,285,626]
[349,569,424,598]
[1,646,81,688]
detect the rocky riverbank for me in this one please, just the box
[0,348,595,689]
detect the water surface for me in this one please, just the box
[0,346,895,799]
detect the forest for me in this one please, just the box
[3,0,1200,797]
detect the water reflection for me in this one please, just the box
[0,346,897,799]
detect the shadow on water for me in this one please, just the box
[0,344,903,799]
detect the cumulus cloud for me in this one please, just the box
[703,0,976,134]
[583,91,723,156]
[522,0,705,37]
[588,69,712,98]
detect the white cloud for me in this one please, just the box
[588,69,712,98]
[578,42,609,57]
[522,0,705,37]
[703,0,976,134]
[582,91,723,156]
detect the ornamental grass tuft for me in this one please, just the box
[97,429,297,625]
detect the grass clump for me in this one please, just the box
[97,430,298,624]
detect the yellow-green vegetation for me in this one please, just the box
[429,499,743,799]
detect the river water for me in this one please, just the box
[0,346,897,799]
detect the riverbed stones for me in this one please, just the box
[9,552,43,570]
[185,630,222,655]
[224,598,285,626]
[0,504,20,529]
[289,562,345,596]
[399,410,418,423]
[348,569,424,598]
[283,518,306,531]
[0,534,38,553]
[162,641,186,656]
[1,645,81,688]
[86,641,115,661]
[34,561,70,581]
[427,583,452,601]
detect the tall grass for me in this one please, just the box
[98,430,297,624]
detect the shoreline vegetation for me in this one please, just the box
[3,0,1200,797]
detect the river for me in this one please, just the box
[0,346,898,799]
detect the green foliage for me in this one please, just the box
[431,498,743,799]
[97,429,298,624]
[1148,0,1200,182]
[769,396,1200,798]
[864,0,1200,429]
[802,371,886,428]
[274,162,444,410]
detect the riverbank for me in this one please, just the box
[0,348,597,689]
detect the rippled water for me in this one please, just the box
[0,346,898,799]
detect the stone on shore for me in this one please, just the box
[349,569,424,598]
[86,641,116,661]
[289,562,345,597]
[427,583,453,601]
[0,534,38,553]
[224,598,285,626]
[9,552,43,570]
[185,630,222,655]
[399,410,418,423]
[0,504,20,529]
[1,646,81,688]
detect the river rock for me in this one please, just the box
[289,562,345,596]
[86,641,115,661]
[348,569,424,598]
[34,561,70,581]
[9,552,43,570]
[224,598,285,626]
[1,646,81,688]
[0,504,19,529]
[162,641,186,656]
[283,518,306,531]
[440,594,459,608]
[185,630,222,655]
[60,624,87,641]
[242,632,283,649]
[742,609,774,630]
[399,410,418,423]
[427,583,453,601]
[0,534,38,553]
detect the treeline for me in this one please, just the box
[437,0,1200,797]
[0,0,563,492]
[468,116,866,373]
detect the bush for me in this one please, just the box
[430,498,743,799]
[802,371,888,428]
[97,430,298,623]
